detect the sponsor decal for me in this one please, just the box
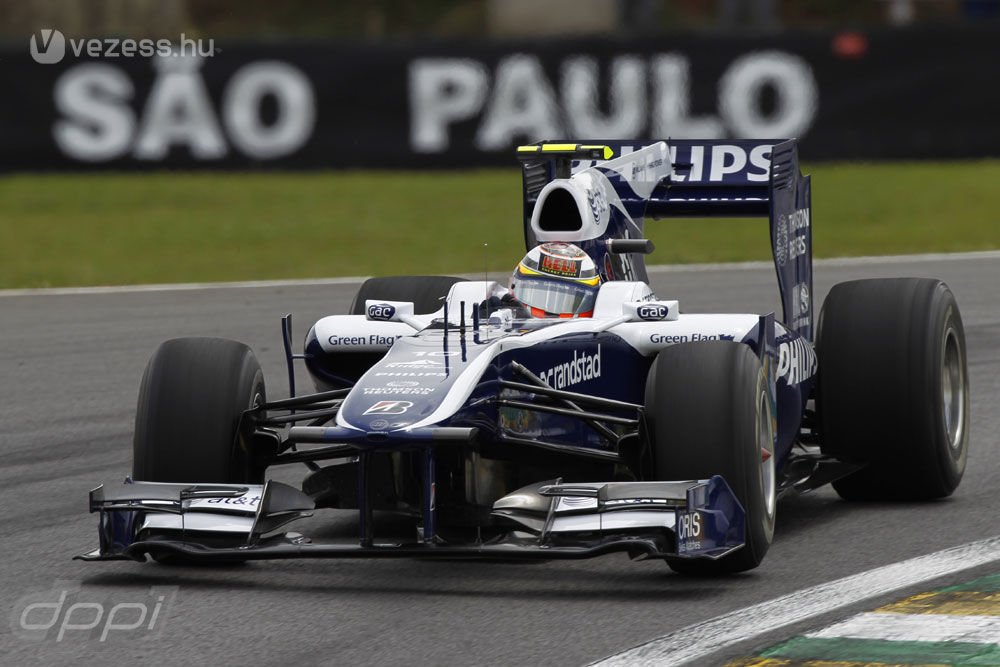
[677,510,703,540]
[538,242,587,278]
[386,381,420,388]
[368,419,389,430]
[540,254,582,277]
[375,371,446,377]
[385,359,444,368]
[650,333,689,344]
[328,334,401,347]
[363,400,413,415]
[777,207,810,267]
[204,495,260,507]
[788,207,811,232]
[587,182,608,224]
[677,510,704,554]
[363,387,434,396]
[775,214,789,267]
[578,143,774,183]
[538,345,601,390]
[678,540,701,553]
[788,233,808,261]
[368,335,401,347]
[777,336,817,384]
[649,332,735,344]
[670,143,773,182]
[776,208,810,327]
[367,303,396,320]
[637,304,669,321]
[604,498,669,507]
[790,316,810,331]
[792,282,810,320]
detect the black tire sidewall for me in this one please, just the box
[133,337,265,484]
[818,279,969,500]
[646,341,773,574]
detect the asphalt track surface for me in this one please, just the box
[1,254,998,666]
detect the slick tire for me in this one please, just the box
[645,341,776,575]
[133,337,266,484]
[817,278,969,500]
[349,276,468,315]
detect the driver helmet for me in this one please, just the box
[510,242,601,318]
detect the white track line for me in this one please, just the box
[591,534,1000,667]
[1,250,997,298]
[808,612,1000,645]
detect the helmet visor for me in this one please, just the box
[515,277,598,316]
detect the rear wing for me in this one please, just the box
[516,140,813,341]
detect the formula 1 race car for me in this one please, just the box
[78,139,970,574]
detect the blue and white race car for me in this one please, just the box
[79,140,970,574]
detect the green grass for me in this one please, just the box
[1,162,998,288]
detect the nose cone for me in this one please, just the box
[338,335,492,431]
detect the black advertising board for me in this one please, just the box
[1,26,998,171]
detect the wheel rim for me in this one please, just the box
[942,326,965,450]
[758,390,776,521]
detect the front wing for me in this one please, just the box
[76,475,746,563]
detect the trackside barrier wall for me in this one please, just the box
[0,26,998,171]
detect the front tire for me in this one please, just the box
[133,337,266,484]
[817,278,969,500]
[645,341,775,575]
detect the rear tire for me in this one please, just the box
[133,337,265,484]
[645,341,775,575]
[818,278,969,500]
[349,275,467,315]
